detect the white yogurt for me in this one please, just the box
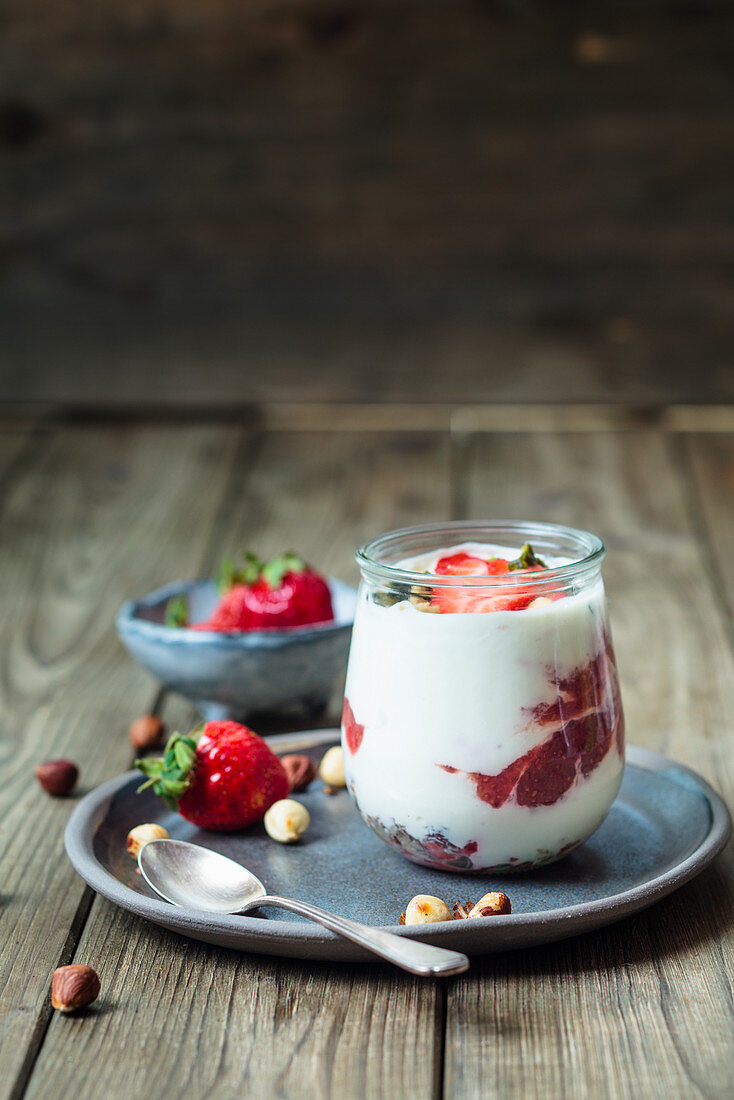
[342,542,625,871]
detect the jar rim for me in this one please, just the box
[356,520,605,589]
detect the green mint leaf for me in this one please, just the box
[509,543,547,571]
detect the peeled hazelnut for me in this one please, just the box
[51,964,100,1013]
[468,892,511,918]
[126,822,170,858]
[281,754,317,793]
[404,895,453,925]
[128,714,165,751]
[318,746,345,788]
[35,759,78,797]
[264,798,310,843]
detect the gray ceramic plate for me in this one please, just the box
[65,731,732,962]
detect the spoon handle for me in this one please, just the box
[255,895,469,976]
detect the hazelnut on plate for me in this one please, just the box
[404,895,453,925]
[281,754,317,793]
[126,823,170,859]
[264,799,310,843]
[468,892,511,917]
[319,746,345,789]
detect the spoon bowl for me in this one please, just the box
[139,838,267,914]
[139,838,469,977]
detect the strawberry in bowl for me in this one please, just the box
[116,551,356,722]
[189,552,334,632]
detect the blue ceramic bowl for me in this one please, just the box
[116,578,357,721]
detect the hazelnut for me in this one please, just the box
[51,964,100,1013]
[408,595,440,613]
[404,895,453,925]
[128,714,165,751]
[468,892,512,918]
[263,799,310,843]
[126,822,170,859]
[318,746,345,788]
[35,760,78,797]
[280,754,317,793]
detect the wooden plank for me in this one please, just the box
[1,5,734,407]
[444,429,734,1098]
[25,429,450,1100]
[682,433,734,621]
[0,424,241,1100]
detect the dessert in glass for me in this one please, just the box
[341,522,625,873]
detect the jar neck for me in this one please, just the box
[356,521,605,593]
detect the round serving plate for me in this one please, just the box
[65,731,731,962]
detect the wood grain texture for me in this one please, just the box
[0,425,240,1100]
[683,432,734,626]
[1,3,733,405]
[25,429,450,1100]
[444,429,734,1099]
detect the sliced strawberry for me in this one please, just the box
[342,698,364,754]
[435,553,492,576]
[431,583,536,614]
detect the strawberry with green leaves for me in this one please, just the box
[175,551,334,632]
[136,721,290,831]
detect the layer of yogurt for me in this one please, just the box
[343,542,624,870]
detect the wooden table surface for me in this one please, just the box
[1,403,732,1099]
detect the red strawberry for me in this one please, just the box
[431,584,536,614]
[192,551,334,632]
[431,543,550,613]
[136,721,289,831]
[435,553,492,576]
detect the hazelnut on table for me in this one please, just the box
[128,715,165,751]
[35,760,78,797]
[51,965,100,1013]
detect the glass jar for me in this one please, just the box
[341,521,625,873]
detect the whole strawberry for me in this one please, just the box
[136,721,289,831]
[192,551,334,632]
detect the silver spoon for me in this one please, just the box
[138,838,469,977]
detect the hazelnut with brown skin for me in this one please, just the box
[280,754,317,793]
[51,965,101,1013]
[35,760,78,797]
[468,892,512,918]
[129,715,165,751]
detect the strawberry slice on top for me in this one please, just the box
[431,543,551,614]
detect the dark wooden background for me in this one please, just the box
[1,0,733,408]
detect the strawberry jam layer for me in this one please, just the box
[444,639,625,811]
